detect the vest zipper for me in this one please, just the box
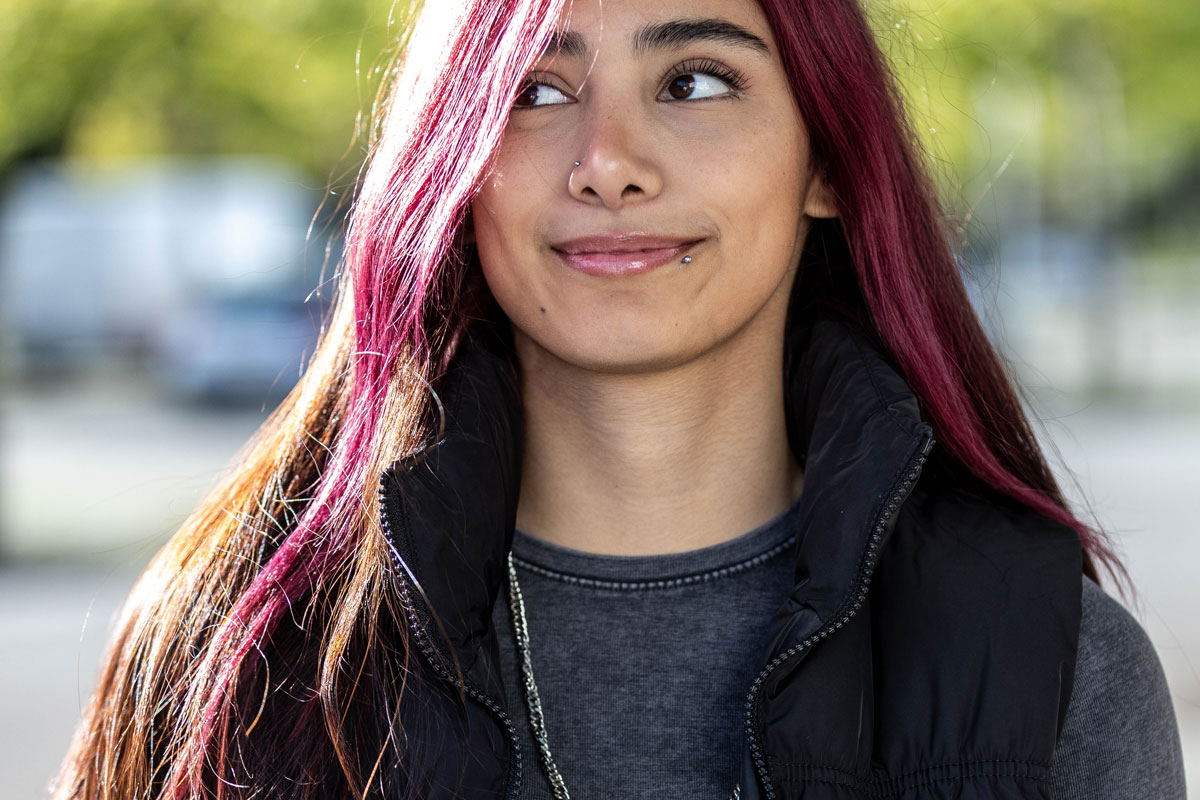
[741,429,934,799]
[377,470,524,800]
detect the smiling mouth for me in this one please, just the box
[551,236,705,277]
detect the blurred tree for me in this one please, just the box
[0,0,398,183]
[0,0,1196,233]
[872,0,1200,234]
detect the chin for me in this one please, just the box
[514,319,711,376]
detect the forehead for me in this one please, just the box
[549,0,775,57]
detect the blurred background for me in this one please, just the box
[0,0,1196,795]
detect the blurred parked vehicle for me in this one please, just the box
[154,290,324,405]
[0,156,335,402]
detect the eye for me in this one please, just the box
[659,59,748,102]
[513,81,572,109]
[663,73,732,101]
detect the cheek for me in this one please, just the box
[471,176,564,353]
[685,112,808,289]
[473,154,525,249]
[471,132,557,252]
[472,165,536,292]
[470,130,596,350]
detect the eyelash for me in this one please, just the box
[514,57,750,108]
[666,58,749,96]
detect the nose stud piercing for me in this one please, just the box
[573,161,581,167]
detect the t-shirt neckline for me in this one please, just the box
[510,495,801,587]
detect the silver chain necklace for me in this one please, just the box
[505,551,741,800]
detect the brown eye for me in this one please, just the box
[658,70,740,102]
[667,74,695,100]
[513,81,570,109]
[514,83,540,108]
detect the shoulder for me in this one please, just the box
[885,482,1083,622]
[1051,576,1187,799]
[873,484,1083,739]
[894,480,1084,569]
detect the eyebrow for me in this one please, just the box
[541,17,771,60]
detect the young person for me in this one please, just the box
[55,0,1186,798]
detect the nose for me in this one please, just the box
[567,103,664,209]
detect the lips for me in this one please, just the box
[551,233,704,277]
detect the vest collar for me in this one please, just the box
[769,317,934,658]
[379,315,934,699]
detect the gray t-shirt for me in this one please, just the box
[491,499,1187,799]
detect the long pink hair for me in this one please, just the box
[53,0,1117,797]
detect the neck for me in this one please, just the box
[512,323,802,556]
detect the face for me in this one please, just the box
[471,0,836,374]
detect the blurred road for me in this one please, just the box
[1,381,1196,797]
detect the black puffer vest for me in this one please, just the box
[379,316,1082,799]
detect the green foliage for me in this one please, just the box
[869,0,1200,227]
[0,0,1195,229]
[0,0,398,181]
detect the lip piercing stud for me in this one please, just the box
[681,255,692,264]
[574,161,581,167]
